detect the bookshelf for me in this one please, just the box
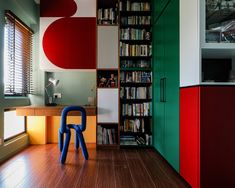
[96,4,119,148]
[119,0,152,147]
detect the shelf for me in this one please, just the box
[120,11,151,16]
[120,24,152,29]
[97,0,118,8]
[97,87,118,89]
[97,68,118,70]
[97,24,119,26]
[121,115,152,119]
[201,43,235,50]
[120,56,152,60]
[97,69,118,88]
[200,82,235,86]
[201,48,235,59]
[120,67,151,71]
[121,99,152,103]
[120,39,151,44]
[97,122,119,125]
[120,0,152,2]
[97,0,119,26]
[120,131,151,136]
[120,144,152,148]
[120,82,152,86]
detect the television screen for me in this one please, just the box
[202,58,232,82]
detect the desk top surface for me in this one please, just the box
[15,105,96,116]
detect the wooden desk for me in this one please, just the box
[15,105,97,145]
[16,105,96,116]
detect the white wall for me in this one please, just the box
[180,0,201,87]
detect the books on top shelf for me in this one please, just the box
[119,1,151,11]
[97,126,116,145]
[97,6,118,25]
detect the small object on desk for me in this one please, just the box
[45,77,60,106]
[88,96,95,106]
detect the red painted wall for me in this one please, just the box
[40,0,96,70]
[180,86,200,188]
[42,17,96,69]
[40,0,77,17]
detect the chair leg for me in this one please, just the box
[60,130,71,164]
[75,131,80,150]
[58,130,64,152]
[77,131,89,160]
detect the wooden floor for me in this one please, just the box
[0,144,190,188]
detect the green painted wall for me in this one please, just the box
[0,0,42,162]
[153,0,179,171]
[49,72,96,105]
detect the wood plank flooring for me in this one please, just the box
[0,144,190,188]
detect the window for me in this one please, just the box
[4,10,33,96]
[4,109,26,140]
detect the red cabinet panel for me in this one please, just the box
[200,86,235,188]
[180,86,235,188]
[180,86,200,188]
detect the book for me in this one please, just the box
[107,129,113,144]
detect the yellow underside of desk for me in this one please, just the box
[27,116,47,144]
[27,116,96,144]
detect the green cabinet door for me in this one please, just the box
[152,0,179,171]
[153,16,165,156]
[164,0,179,171]
[152,0,171,23]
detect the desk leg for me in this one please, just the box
[27,116,47,144]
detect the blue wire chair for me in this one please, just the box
[59,106,89,164]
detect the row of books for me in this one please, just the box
[120,86,152,99]
[97,126,116,145]
[120,135,138,145]
[120,71,152,83]
[120,43,152,56]
[122,102,152,116]
[120,16,151,25]
[120,60,151,68]
[120,119,145,132]
[119,1,151,11]
[120,28,151,40]
[97,8,118,25]
[120,134,152,146]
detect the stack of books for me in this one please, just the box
[97,126,116,145]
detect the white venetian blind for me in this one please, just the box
[4,10,33,96]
